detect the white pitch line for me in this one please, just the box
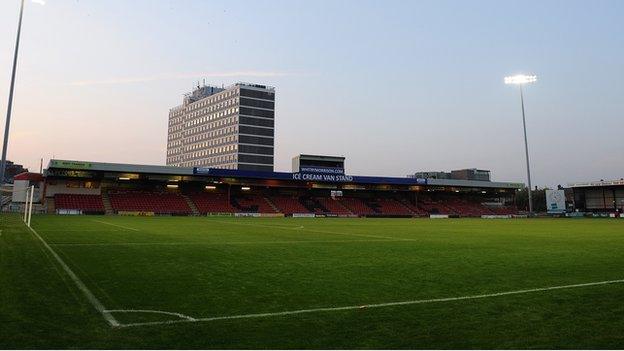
[49,238,404,247]
[26,226,120,327]
[117,278,624,328]
[37,229,123,232]
[91,219,139,231]
[105,309,196,321]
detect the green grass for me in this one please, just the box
[1,214,624,349]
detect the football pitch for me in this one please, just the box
[2,215,624,349]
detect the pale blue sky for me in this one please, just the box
[1,0,622,186]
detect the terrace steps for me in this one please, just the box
[334,198,355,215]
[301,197,327,214]
[182,195,200,216]
[46,197,55,214]
[101,190,114,215]
[396,199,417,215]
[263,196,280,213]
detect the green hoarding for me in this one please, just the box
[50,160,93,170]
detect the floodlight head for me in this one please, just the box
[504,74,537,85]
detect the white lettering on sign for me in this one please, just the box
[299,167,345,174]
[292,173,354,182]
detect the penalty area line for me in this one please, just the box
[117,278,624,328]
[26,225,120,327]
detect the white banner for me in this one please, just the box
[234,213,261,217]
[545,189,566,213]
[430,214,449,219]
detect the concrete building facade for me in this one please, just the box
[167,83,275,171]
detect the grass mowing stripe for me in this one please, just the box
[117,278,624,328]
[26,225,120,327]
[27,226,85,306]
[207,219,413,241]
[91,219,139,231]
[49,238,405,246]
[8,216,624,348]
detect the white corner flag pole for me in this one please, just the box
[23,187,29,223]
[27,185,34,227]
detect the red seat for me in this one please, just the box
[316,197,352,215]
[338,197,375,216]
[443,199,494,217]
[108,190,191,215]
[373,198,413,215]
[190,193,236,214]
[233,194,277,213]
[268,195,310,214]
[54,194,104,212]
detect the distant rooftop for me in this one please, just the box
[294,154,346,161]
[568,179,624,188]
[180,82,275,105]
[235,82,275,91]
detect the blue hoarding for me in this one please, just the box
[193,167,426,186]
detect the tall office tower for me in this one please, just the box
[166,83,275,171]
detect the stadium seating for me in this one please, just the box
[338,197,375,216]
[189,192,236,214]
[397,199,429,216]
[417,200,456,215]
[299,197,328,215]
[108,190,191,215]
[315,197,352,215]
[268,195,310,214]
[232,194,277,213]
[54,194,105,213]
[369,198,414,215]
[61,188,518,217]
[488,205,519,215]
[443,199,494,217]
